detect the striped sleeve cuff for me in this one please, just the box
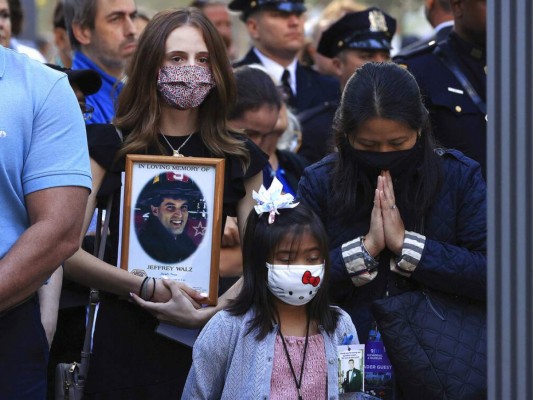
[342,237,378,287]
[390,231,426,277]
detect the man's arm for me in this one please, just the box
[0,186,89,312]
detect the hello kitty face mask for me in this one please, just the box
[266,263,325,306]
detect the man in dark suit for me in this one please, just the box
[342,359,363,393]
[228,0,339,163]
[394,0,487,175]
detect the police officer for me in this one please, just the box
[229,0,339,163]
[396,0,454,56]
[298,7,396,163]
[318,8,396,91]
[394,0,487,175]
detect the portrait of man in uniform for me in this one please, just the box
[136,172,204,264]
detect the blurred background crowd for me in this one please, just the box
[12,0,438,64]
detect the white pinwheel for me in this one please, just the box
[252,178,299,224]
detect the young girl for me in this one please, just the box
[61,8,267,398]
[183,179,358,399]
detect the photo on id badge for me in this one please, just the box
[338,343,365,397]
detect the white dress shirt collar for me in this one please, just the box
[253,48,298,95]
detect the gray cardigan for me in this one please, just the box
[182,307,358,400]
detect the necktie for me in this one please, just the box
[281,69,295,107]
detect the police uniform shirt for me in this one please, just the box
[394,31,487,175]
[449,32,486,100]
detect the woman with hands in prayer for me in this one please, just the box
[297,62,486,344]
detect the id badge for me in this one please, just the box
[337,337,365,398]
[363,324,394,400]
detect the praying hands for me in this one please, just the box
[362,170,405,257]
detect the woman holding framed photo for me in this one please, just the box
[62,8,266,398]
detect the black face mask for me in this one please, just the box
[345,140,424,177]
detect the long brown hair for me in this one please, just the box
[115,8,249,169]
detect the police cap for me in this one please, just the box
[140,172,202,208]
[228,0,306,21]
[317,7,396,58]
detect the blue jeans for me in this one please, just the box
[0,296,49,399]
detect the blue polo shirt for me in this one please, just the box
[0,47,92,258]
[72,50,124,124]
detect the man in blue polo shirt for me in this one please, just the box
[0,46,91,399]
[64,0,138,124]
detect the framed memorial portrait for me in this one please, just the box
[119,155,225,305]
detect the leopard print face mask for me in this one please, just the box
[157,65,216,110]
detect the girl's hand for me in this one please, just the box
[380,171,405,255]
[364,181,385,257]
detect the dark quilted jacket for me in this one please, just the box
[298,149,487,399]
[297,149,486,336]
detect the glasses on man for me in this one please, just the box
[79,103,94,121]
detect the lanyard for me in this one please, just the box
[278,318,311,400]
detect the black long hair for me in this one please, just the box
[228,204,340,339]
[331,62,442,230]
